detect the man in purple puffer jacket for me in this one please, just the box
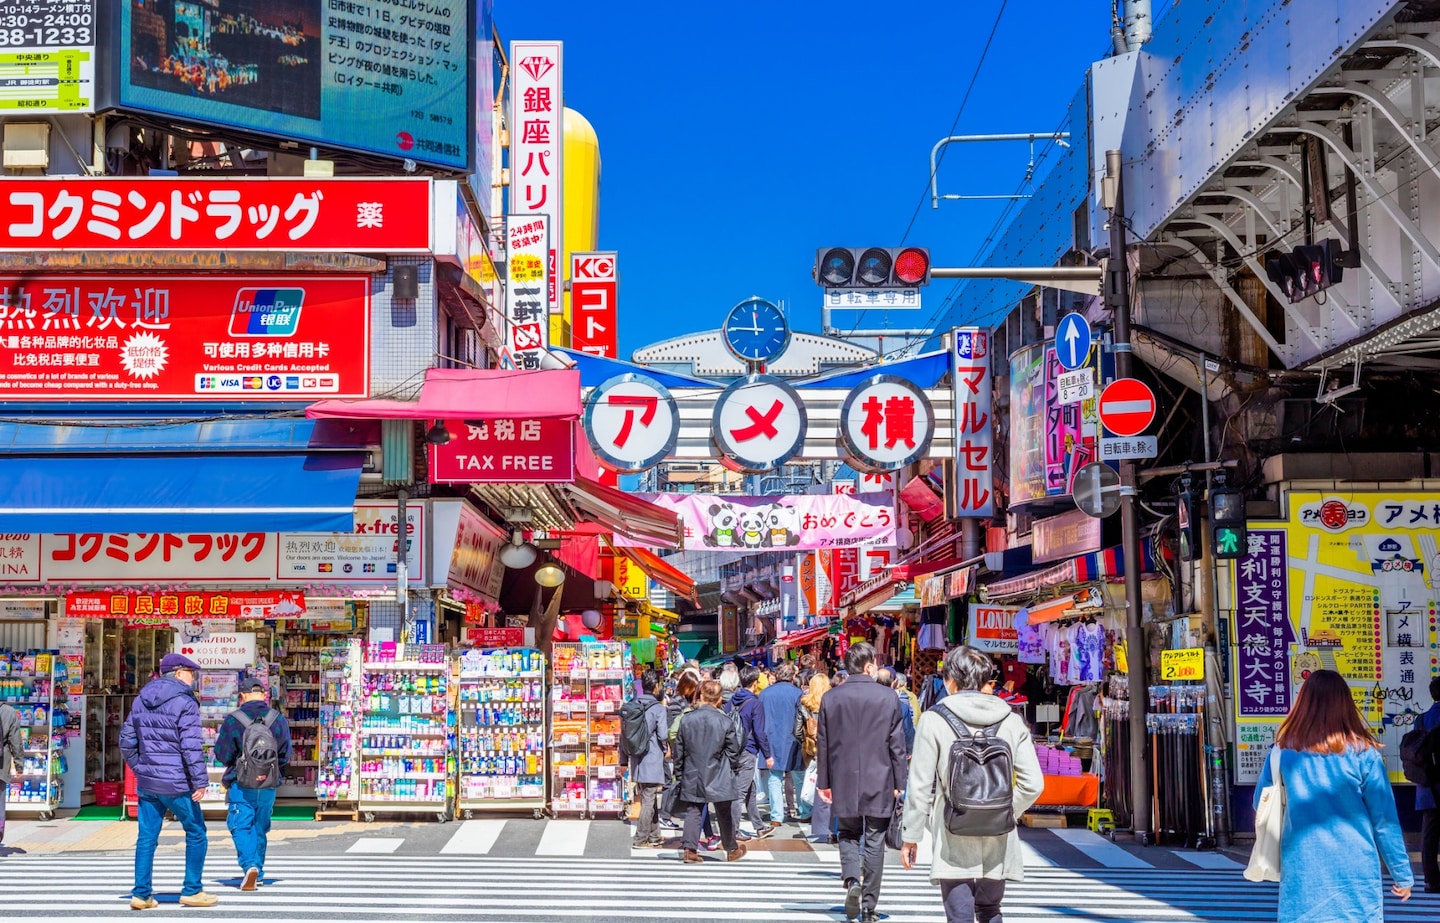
[120,653,217,910]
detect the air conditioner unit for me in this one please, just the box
[358,444,384,483]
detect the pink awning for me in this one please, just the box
[306,368,581,421]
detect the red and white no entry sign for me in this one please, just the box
[1098,378,1156,437]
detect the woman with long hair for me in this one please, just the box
[1254,669,1412,921]
[795,672,832,843]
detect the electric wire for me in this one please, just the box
[841,0,1010,341]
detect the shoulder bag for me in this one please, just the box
[1243,746,1286,882]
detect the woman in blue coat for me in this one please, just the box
[1254,669,1413,922]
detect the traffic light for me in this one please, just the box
[814,247,931,288]
[1263,239,1345,303]
[1209,479,1247,560]
[1175,485,1197,563]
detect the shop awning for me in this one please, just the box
[0,451,362,533]
[306,367,582,420]
[776,626,832,648]
[470,477,683,550]
[0,419,365,532]
[984,543,1158,601]
[561,478,684,549]
[621,547,698,605]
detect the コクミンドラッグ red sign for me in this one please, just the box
[0,275,369,400]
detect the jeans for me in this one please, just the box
[682,799,736,852]
[941,878,1006,923]
[732,751,764,831]
[765,768,808,820]
[1422,807,1440,888]
[837,815,889,915]
[226,786,276,875]
[134,792,208,899]
[633,783,662,841]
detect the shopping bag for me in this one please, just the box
[800,761,818,806]
[1243,746,1286,882]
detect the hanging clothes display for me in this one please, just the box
[1071,621,1106,683]
[916,604,946,651]
[1013,607,1045,664]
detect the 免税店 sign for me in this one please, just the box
[427,417,575,484]
[0,274,370,400]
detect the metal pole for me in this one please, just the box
[1106,148,1152,843]
[396,488,411,636]
[929,132,1071,208]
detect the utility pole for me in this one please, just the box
[1106,148,1151,842]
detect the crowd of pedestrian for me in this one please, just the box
[6,640,1428,923]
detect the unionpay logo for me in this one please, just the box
[230,288,304,337]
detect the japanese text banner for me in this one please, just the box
[615,492,896,552]
[0,178,432,251]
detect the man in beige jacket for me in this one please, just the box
[900,645,1044,922]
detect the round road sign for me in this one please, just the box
[1071,462,1121,518]
[1098,378,1156,437]
[1054,313,1092,372]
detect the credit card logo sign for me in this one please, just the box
[242,376,264,390]
[230,288,304,336]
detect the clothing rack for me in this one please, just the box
[1147,684,1215,848]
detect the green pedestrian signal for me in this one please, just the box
[1209,477,1247,560]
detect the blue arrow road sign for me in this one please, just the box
[1055,313,1092,372]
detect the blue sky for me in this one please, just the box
[496,1,1123,357]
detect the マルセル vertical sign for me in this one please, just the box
[509,41,564,315]
[952,326,994,517]
[570,251,617,357]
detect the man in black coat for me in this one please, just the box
[816,642,908,923]
[672,680,747,864]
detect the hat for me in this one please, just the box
[242,680,267,695]
[159,652,203,673]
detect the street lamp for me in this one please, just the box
[534,563,565,588]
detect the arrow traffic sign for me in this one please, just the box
[1098,378,1156,437]
[1055,313,1092,372]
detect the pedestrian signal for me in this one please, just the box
[814,247,931,289]
[1209,480,1247,560]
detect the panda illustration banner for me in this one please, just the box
[616,492,897,552]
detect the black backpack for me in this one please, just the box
[932,703,1015,837]
[620,699,659,760]
[1400,722,1440,787]
[232,709,282,790]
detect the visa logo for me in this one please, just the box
[229,288,304,337]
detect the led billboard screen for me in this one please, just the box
[118,0,472,169]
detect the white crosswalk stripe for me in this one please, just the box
[1,854,1436,922]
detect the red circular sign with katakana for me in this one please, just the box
[711,375,807,473]
[584,374,680,473]
[1098,378,1156,437]
[838,374,934,472]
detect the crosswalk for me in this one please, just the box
[0,853,1436,921]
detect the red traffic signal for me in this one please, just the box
[814,247,931,289]
[1264,239,1345,303]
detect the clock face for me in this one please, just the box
[722,298,790,364]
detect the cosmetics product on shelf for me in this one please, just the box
[356,643,452,814]
[549,641,632,816]
[455,647,547,812]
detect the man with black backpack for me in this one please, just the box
[621,669,669,848]
[899,645,1043,923]
[215,679,291,892]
